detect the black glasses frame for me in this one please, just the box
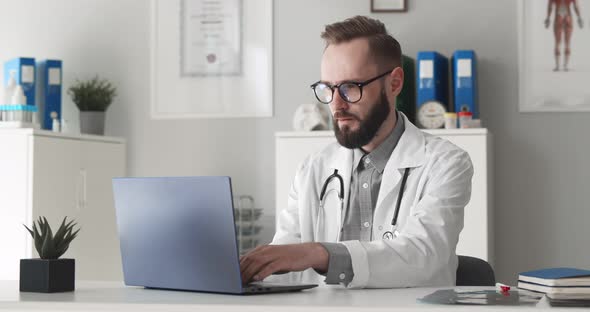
[310,69,394,104]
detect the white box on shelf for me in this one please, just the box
[0,121,40,129]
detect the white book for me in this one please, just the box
[518,281,590,300]
[520,275,590,287]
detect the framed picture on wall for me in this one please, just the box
[371,0,407,13]
[180,0,242,77]
[151,0,273,119]
[518,0,590,112]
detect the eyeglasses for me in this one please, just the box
[310,69,393,104]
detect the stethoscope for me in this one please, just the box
[318,167,410,240]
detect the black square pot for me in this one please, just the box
[20,258,75,293]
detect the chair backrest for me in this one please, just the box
[456,255,495,286]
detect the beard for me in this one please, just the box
[332,89,391,149]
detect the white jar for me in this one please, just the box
[444,112,457,129]
[458,112,473,129]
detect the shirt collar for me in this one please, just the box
[353,110,405,174]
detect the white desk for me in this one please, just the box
[0,281,561,311]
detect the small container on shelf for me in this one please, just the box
[0,105,40,128]
[467,119,481,128]
[444,112,457,129]
[458,111,473,129]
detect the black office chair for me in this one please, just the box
[456,255,495,286]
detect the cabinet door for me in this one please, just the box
[77,140,125,281]
[32,136,82,244]
[32,136,126,281]
[433,134,492,263]
[0,133,34,280]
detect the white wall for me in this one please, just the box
[2,0,590,284]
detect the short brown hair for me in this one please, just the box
[321,16,402,70]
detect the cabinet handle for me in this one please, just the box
[76,170,81,210]
[76,169,87,210]
[81,169,87,209]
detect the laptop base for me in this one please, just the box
[242,282,317,295]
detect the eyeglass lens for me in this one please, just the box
[314,83,361,104]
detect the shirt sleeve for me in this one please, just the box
[319,242,354,286]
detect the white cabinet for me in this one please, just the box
[0,129,126,281]
[275,129,493,264]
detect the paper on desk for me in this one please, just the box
[418,289,543,306]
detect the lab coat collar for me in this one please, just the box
[374,112,426,213]
[329,112,421,160]
[326,113,426,225]
[327,112,425,179]
[387,112,426,170]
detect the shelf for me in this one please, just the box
[0,128,125,144]
[276,128,489,138]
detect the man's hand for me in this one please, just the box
[239,243,329,284]
[544,18,550,28]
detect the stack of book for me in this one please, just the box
[518,267,590,307]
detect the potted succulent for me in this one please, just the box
[68,76,117,135]
[20,216,80,293]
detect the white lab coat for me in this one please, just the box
[271,113,474,288]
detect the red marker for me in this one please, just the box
[495,282,511,293]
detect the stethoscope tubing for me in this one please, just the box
[391,167,410,226]
[319,169,344,202]
[318,167,411,240]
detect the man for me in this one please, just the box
[240,16,473,288]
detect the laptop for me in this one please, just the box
[112,176,317,295]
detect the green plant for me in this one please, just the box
[23,217,80,260]
[68,76,117,112]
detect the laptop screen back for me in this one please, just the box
[112,176,243,293]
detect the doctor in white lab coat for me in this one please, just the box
[239,16,473,288]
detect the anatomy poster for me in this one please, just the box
[519,0,590,111]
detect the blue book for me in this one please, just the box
[519,268,590,287]
[452,50,478,118]
[4,57,36,106]
[36,60,62,130]
[416,51,449,110]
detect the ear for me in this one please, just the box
[388,67,404,96]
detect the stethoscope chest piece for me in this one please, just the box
[382,229,400,240]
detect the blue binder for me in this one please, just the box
[416,51,449,111]
[452,50,478,118]
[4,57,36,106]
[37,60,63,130]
